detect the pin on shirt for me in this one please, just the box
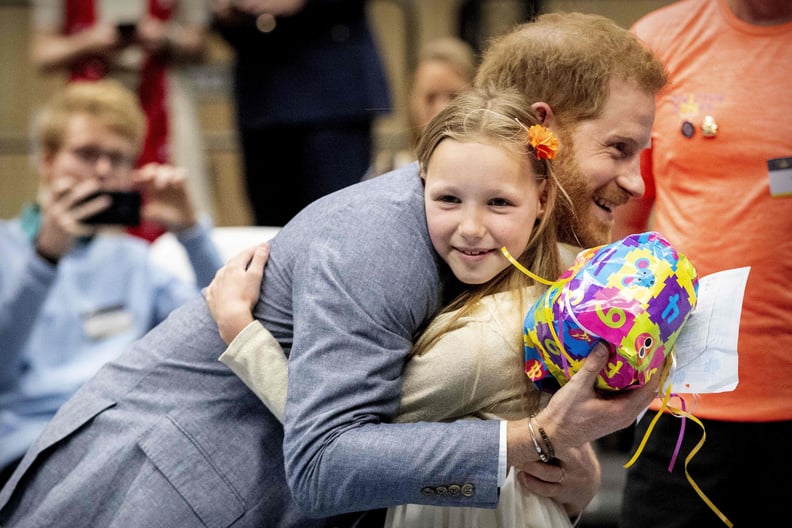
[681,120,695,138]
[701,115,718,137]
[680,115,718,139]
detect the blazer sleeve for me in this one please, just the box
[282,217,501,517]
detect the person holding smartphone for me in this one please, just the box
[0,79,224,486]
[29,0,215,235]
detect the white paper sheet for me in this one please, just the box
[665,267,750,394]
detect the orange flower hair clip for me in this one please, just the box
[527,124,559,161]
[515,119,559,161]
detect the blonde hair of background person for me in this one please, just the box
[370,37,478,178]
[408,37,478,147]
[38,79,146,145]
[210,87,594,526]
[35,79,146,180]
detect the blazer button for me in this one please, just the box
[448,484,461,496]
[435,486,448,496]
[421,487,435,496]
[461,483,475,497]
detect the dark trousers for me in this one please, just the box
[240,121,373,227]
[620,415,792,528]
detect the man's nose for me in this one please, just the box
[617,156,646,199]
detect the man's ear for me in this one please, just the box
[530,102,556,128]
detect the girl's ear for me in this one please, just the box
[536,182,549,219]
[531,102,556,128]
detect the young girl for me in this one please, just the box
[206,86,578,527]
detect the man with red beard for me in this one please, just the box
[0,12,667,528]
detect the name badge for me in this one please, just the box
[768,157,792,198]
[82,304,134,339]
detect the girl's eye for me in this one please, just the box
[438,195,460,204]
[488,198,511,207]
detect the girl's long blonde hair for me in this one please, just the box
[413,85,571,356]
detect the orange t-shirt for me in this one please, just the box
[631,0,792,421]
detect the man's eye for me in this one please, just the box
[612,143,632,157]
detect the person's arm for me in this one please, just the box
[207,249,600,513]
[1,175,137,381]
[221,320,289,420]
[206,244,270,343]
[211,0,307,21]
[209,245,650,518]
[0,238,57,388]
[276,212,502,515]
[207,244,288,420]
[0,174,117,384]
[30,23,122,73]
[135,163,223,287]
[136,15,207,63]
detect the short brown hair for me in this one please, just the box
[475,12,667,127]
[37,80,146,154]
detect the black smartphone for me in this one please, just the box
[116,22,136,43]
[81,190,142,226]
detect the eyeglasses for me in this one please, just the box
[69,145,136,169]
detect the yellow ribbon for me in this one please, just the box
[500,247,556,286]
[502,246,577,379]
[624,385,733,527]
[503,245,731,526]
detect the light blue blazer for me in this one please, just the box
[0,165,501,527]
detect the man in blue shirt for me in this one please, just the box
[0,79,223,484]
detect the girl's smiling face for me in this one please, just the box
[423,137,546,285]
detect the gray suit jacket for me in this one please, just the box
[0,166,501,527]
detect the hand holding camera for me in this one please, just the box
[35,179,117,263]
[133,163,198,233]
[78,163,197,233]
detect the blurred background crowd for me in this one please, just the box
[0,0,674,228]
